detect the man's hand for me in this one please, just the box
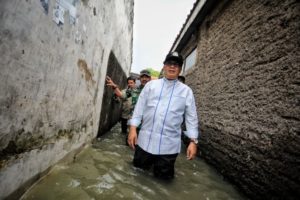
[106,76,122,97]
[128,126,138,150]
[186,142,197,160]
[106,76,117,88]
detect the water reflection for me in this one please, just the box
[22,124,245,200]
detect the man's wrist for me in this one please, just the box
[129,126,137,131]
[190,138,199,144]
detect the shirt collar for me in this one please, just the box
[163,77,178,84]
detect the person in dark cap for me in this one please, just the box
[106,76,137,135]
[139,69,151,89]
[106,69,151,116]
[125,69,151,139]
[106,69,151,144]
[128,52,199,180]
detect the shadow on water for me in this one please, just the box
[22,124,246,200]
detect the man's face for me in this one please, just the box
[163,60,182,80]
[140,75,151,86]
[127,80,135,89]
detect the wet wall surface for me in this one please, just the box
[0,0,134,198]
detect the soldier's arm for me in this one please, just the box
[106,76,122,97]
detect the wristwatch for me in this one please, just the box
[190,138,199,144]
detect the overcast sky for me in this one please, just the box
[131,0,196,74]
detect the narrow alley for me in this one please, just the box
[1,0,299,200]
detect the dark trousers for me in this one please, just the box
[120,118,128,134]
[133,145,178,180]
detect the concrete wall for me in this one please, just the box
[0,0,134,199]
[182,0,299,199]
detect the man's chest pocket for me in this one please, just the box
[146,93,159,108]
[170,95,185,113]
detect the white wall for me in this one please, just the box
[0,0,134,198]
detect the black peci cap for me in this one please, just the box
[163,51,183,66]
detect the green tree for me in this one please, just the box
[146,68,160,78]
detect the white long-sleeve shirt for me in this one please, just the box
[129,78,199,155]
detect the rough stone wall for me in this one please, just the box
[0,0,134,199]
[185,0,300,199]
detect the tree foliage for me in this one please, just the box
[146,68,160,78]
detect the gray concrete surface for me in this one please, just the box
[0,0,134,199]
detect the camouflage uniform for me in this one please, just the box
[119,86,143,134]
[120,89,133,120]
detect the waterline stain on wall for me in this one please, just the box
[77,59,95,85]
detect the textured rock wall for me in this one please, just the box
[185,0,300,199]
[0,0,134,199]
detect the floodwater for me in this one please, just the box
[22,124,246,200]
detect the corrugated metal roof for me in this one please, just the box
[170,0,201,52]
[170,0,218,53]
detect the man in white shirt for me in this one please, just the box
[128,52,199,180]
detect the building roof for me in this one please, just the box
[170,0,218,53]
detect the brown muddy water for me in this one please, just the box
[22,124,246,200]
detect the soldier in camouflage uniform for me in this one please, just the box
[106,76,136,134]
[106,70,151,137]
